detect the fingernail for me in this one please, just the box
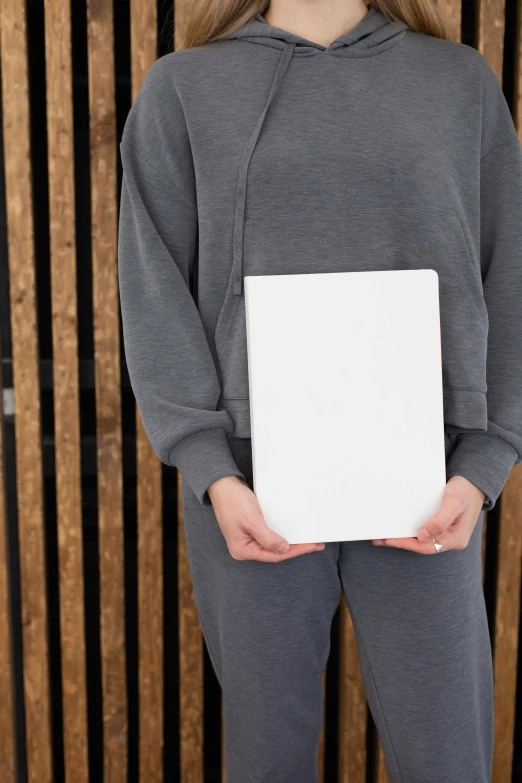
[373,540,383,546]
[417,528,431,542]
[277,542,289,554]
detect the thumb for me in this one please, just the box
[250,515,290,554]
[417,490,464,542]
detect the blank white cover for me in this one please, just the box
[244,269,446,543]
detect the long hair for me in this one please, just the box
[179,0,458,51]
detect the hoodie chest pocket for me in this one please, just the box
[214,206,488,436]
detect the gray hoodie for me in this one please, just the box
[118,4,522,510]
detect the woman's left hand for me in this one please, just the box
[372,475,486,554]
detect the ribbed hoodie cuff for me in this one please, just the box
[445,433,518,511]
[168,428,246,507]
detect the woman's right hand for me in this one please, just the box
[208,475,326,562]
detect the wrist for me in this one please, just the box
[208,474,247,500]
[447,474,486,504]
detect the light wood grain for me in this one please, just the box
[476,3,518,774]
[86,0,127,779]
[0,0,52,779]
[492,466,522,781]
[476,0,505,81]
[137,413,164,781]
[375,739,391,783]
[178,472,204,781]
[516,0,522,136]
[437,0,461,37]
[129,0,165,779]
[174,0,188,52]
[0,315,15,782]
[43,0,89,779]
[338,598,366,783]
[174,2,205,779]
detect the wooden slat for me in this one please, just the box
[492,466,522,781]
[0,1,52,781]
[513,3,522,138]
[129,1,164,779]
[375,740,391,783]
[178,472,204,781]
[476,0,505,81]
[173,2,204,779]
[0,332,15,781]
[437,0,461,38]
[86,0,127,779]
[174,0,188,52]
[487,12,522,778]
[131,0,157,98]
[137,413,163,781]
[338,598,366,783]
[43,1,89,779]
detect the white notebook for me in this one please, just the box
[243,269,446,543]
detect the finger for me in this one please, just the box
[380,537,435,554]
[416,491,464,542]
[248,515,291,554]
[433,523,471,552]
[381,528,470,553]
[249,542,325,563]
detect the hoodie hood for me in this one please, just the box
[222,4,409,57]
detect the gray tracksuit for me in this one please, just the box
[117,5,520,780]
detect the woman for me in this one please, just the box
[117,0,522,780]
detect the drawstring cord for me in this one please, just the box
[231,42,296,296]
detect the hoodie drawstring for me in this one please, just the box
[232,42,296,296]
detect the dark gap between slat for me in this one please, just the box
[324,602,340,782]
[163,464,180,782]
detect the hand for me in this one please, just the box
[208,475,326,562]
[371,475,486,554]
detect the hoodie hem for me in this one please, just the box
[446,432,518,511]
[168,428,247,506]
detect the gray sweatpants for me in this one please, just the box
[181,435,493,783]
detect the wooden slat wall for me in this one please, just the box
[174,2,206,780]
[493,466,522,781]
[477,0,506,81]
[43,0,89,780]
[178,470,204,781]
[0,1,522,781]
[517,3,522,134]
[0,1,53,782]
[375,742,390,783]
[437,0,461,36]
[130,0,165,779]
[86,0,127,780]
[338,600,367,783]
[489,0,522,759]
[0,316,15,781]
[476,0,522,779]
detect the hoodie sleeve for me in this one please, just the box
[118,57,246,506]
[445,58,522,511]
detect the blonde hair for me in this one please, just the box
[179,0,458,51]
